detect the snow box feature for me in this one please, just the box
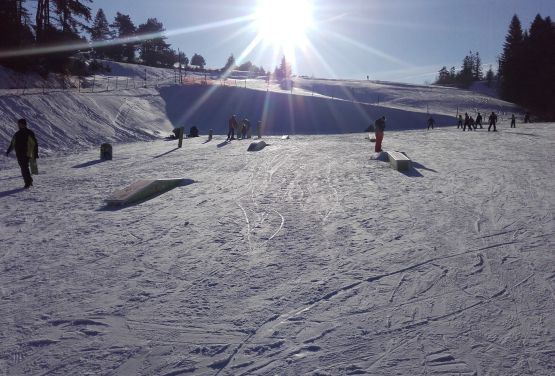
[105,179,190,206]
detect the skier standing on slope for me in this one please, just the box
[510,114,516,128]
[457,115,463,129]
[227,115,238,141]
[5,118,39,189]
[463,113,473,131]
[427,116,435,130]
[374,116,386,153]
[475,112,483,129]
[488,111,498,132]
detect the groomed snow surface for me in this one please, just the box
[1,122,554,375]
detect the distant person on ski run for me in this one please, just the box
[510,114,516,128]
[374,116,386,153]
[475,112,483,129]
[488,112,498,132]
[5,118,38,189]
[457,115,463,129]
[427,116,435,130]
[463,112,473,131]
[241,118,250,139]
[227,115,238,140]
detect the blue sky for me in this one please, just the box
[89,0,555,83]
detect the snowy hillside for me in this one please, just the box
[0,123,553,375]
[1,61,522,155]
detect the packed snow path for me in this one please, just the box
[1,124,554,375]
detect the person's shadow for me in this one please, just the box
[0,188,25,198]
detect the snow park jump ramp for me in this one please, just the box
[105,178,194,206]
[159,85,455,135]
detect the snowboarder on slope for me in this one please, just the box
[510,114,516,128]
[427,116,435,130]
[5,118,39,189]
[227,115,238,141]
[374,116,386,153]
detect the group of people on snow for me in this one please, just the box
[2,109,535,189]
[227,115,258,141]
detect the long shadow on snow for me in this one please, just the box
[97,179,195,211]
[0,187,26,198]
[72,159,108,168]
[158,85,455,135]
[153,147,180,159]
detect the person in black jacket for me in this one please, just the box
[5,119,39,188]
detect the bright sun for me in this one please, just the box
[255,0,314,49]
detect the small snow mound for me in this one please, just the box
[247,141,267,152]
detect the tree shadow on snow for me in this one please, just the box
[0,187,25,198]
[72,159,108,168]
[97,179,195,211]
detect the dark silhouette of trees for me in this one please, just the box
[499,14,525,103]
[137,18,174,67]
[0,1,34,68]
[110,12,137,63]
[499,13,555,118]
[191,53,206,69]
[222,54,235,71]
[53,0,92,38]
[274,56,291,81]
[485,65,495,87]
[90,8,113,59]
[435,51,483,88]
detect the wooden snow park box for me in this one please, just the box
[387,151,411,171]
[105,179,185,206]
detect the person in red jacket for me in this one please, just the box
[374,116,386,153]
[5,118,39,188]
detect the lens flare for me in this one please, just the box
[255,0,314,49]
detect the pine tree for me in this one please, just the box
[473,52,483,81]
[191,53,206,69]
[0,1,34,69]
[485,65,495,87]
[274,56,291,81]
[52,0,92,39]
[137,18,173,67]
[90,8,112,58]
[111,12,137,62]
[499,14,524,102]
[222,54,235,71]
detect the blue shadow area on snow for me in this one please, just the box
[0,187,26,198]
[158,86,455,135]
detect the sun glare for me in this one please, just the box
[255,0,314,49]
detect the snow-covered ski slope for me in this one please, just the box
[1,122,554,375]
[1,61,521,155]
[1,61,552,375]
